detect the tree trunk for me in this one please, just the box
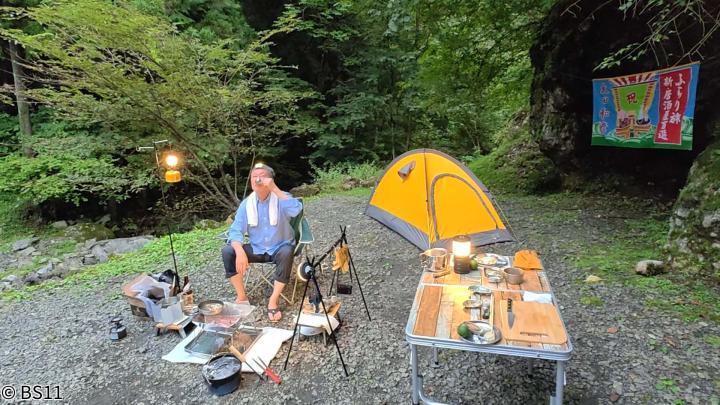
[8,41,33,156]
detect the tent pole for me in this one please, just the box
[422,149,434,249]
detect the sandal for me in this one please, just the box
[267,308,282,323]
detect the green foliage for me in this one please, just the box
[573,215,720,323]
[313,162,381,192]
[304,186,372,201]
[0,155,125,205]
[0,191,74,253]
[274,0,551,164]
[467,114,559,194]
[0,112,19,155]
[579,294,603,307]
[0,0,558,217]
[0,0,313,211]
[655,377,680,394]
[133,0,255,45]
[597,0,719,70]
[0,110,148,205]
[413,0,551,151]
[705,335,720,349]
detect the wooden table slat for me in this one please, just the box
[521,271,543,291]
[435,301,454,339]
[450,296,467,340]
[412,285,443,337]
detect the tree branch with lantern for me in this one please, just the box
[0,0,316,211]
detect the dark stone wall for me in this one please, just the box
[668,136,720,276]
[529,0,720,194]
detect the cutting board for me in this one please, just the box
[498,300,567,345]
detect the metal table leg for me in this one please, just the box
[410,344,447,405]
[550,360,566,405]
[430,347,440,368]
[410,344,420,405]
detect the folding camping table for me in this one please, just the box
[405,256,573,404]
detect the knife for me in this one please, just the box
[507,299,515,329]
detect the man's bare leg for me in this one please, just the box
[229,274,248,303]
[268,280,285,321]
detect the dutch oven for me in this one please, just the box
[202,352,243,396]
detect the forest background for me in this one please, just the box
[0,0,718,283]
[0,0,549,221]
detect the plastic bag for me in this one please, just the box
[130,275,172,322]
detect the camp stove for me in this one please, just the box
[109,316,127,341]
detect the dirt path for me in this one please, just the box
[0,193,717,404]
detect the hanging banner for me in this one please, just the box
[591,63,699,150]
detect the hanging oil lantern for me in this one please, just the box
[163,151,182,183]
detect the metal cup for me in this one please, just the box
[421,248,448,272]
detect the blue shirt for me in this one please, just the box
[228,193,302,255]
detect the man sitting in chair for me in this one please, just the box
[221,163,302,322]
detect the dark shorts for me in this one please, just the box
[221,244,294,284]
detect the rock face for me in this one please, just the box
[529,0,720,190]
[668,140,720,276]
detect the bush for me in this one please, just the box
[467,113,560,195]
[0,112,147,206]
[313,162,382,192]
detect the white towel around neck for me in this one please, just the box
[246,192,278,227]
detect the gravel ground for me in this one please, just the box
[1,193,718,404]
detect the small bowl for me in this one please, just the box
[484,268,504,284]
[468,285,491,295]
[463,299,483,309]
[503,267,524,285]
[198,300,224,316]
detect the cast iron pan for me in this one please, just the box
[202,352,243,396]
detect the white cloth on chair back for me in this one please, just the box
[246,192,278,227]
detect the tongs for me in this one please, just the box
[228,346,282,385]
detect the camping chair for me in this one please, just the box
[243,198,314,305]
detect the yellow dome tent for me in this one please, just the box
[365,149,514,250]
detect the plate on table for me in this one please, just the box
[457,320,502,345]
[477,255,497,266]
[477,253,508,267]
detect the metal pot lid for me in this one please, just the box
[203,355,242,381]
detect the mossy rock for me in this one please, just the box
[62,223,115,242]
[668,140,720,277]
[468,114,560,194]
[193,219,223,230]
[290,183,321,197]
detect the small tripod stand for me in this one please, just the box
[283,258,349,376]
